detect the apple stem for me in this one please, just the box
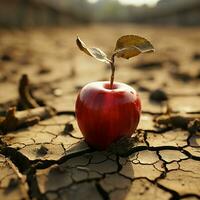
[110,55,116,89]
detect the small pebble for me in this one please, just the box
[53,88,63,97]
[149,89,168,102]
[64,123,74,133]
[36,145,48,156]
[1,54,12,62]
[193,53,200,61]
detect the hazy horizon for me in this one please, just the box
[87,0,160,7]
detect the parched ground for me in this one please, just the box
[0,24,200,200]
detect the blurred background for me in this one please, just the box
[0,0,200,114]
[1,0,200,27]
[0,2,200,200]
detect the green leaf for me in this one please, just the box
[76,36,111,64]
[114,35,154,59]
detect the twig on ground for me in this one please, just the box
[0,106,55,134]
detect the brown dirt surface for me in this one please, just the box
[0,24,200,200]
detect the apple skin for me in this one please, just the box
[75,81,141,150]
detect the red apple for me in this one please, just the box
[75,35,154,150]
[75,81,141,150]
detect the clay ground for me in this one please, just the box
[0,24,200,200]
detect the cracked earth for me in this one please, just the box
[0,24,200,200]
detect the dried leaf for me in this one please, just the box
[114,35,154,59]
[76,36,111,64]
